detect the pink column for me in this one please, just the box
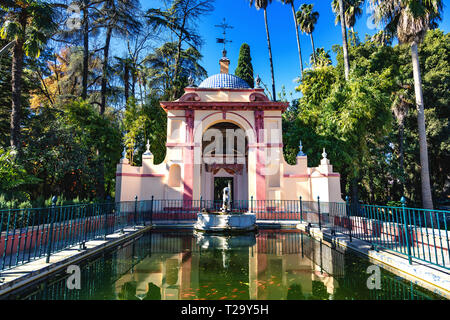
[255,110,266,202]
[183,109,195,202]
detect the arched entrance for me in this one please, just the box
[200,122,248,202]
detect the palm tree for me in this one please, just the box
[143,42,207,98]
[331,0,364,33]
[371,0,443,209]
[281,0,304,76]
[249,0,277,101]
[0,1,56,150]
[296,3,319,67]
[146,0,214,99]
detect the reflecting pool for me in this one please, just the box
[3,229,444,300]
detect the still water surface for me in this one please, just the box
[5,229,444,300]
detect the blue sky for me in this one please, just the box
[143,0,450,99]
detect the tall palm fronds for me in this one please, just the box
[331,0,364,33]
[0,0,57,150]
[296,3,319,66]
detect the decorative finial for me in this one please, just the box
[122,147,127,159]
[297,140,306,156]
[255,75,261,88]
[143,139,152,156]
[322,148,327,159]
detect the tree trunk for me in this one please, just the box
[100,25,112,115]
[338,0,350,80]
[352,178,359,204]
[131,70,136,99]
[398,122,406,195]
[124,62,129,106]
[291,3,303,76]
[82,1,89,100]
[10,38,24,150]
[310,33,316,66]
[411,42,433,209]
[264,8,276,102]
[172,11,187,98]
[96,159,105,200]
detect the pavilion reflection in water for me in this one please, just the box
[18,230,436,300]
[112,230,345,300]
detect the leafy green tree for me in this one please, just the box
[287,56,393,201]
[122,98,167,166]
[0,147,40,195]
[20,100,121,200]
[0,0,57,150]
[0,39,12,147]
[310,47,331,68]
[370,0,443,209]
[235,43,254,88]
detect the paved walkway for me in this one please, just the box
[0,225,150,296]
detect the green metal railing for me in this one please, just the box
[345,197,449,270]
[0,196,448,272]
[0,199,147,271]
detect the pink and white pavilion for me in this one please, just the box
[115,56,343,203]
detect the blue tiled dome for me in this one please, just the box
[199,73,251,89]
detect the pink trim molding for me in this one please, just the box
[116,173,165,177]
[283,173,341,178]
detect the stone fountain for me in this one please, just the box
[194,182,256,233]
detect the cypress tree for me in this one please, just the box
[235,43,254,88]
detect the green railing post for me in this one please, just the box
[317,196,322,230]
[251,196,253,213]
[299,196,303,222]
[46,196,57,263]
[200,196,203,211]
[150,195,154,226]
[401,196,412,264]
[134,195,138,230]
[346,196,352,242]
[104,201,109,240]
